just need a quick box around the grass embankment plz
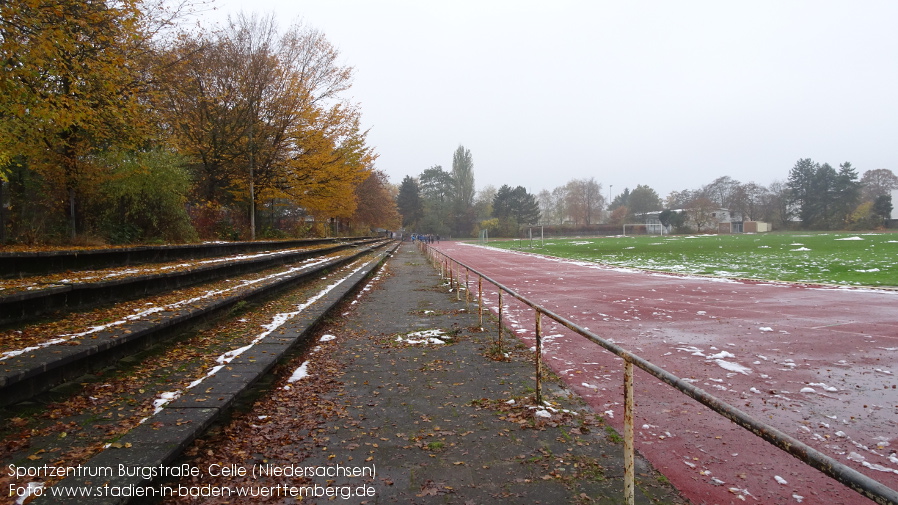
[488,231,898,287]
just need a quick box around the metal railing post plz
[497,289,503,351]
[535,310,543,404]
[465,268,470,308]
[478,276,483,327]
[624,359,635,505]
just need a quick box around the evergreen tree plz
[833,162,861,226]
[872,194,893,226]
[492,185,541,231]
[396,176,422,229]
[629,185,662,220]
[787,158,820,227]
[788,158,860,229]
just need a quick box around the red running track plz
[430,241,898,505]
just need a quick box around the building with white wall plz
[892,189,898,220]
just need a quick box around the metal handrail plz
[423,243,898,505]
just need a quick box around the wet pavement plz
[161,242,686,505]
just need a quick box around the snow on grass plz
[469,233,898,287]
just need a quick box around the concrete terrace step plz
[0,239,382,326]
[0,237,379,278]
[33,243,398,505]
[0,242,394,406]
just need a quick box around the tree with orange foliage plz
[158,14,375,238]
[353,170,400,233]
[0,0,156,239]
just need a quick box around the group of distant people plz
[410,233,439,244]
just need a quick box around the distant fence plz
[421,242,898,505]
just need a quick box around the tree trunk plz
[0,180,7,244]
[69,186,77,240]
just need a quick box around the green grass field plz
[485,232,898,287]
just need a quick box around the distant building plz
[645,209,769,234]
[892,189,898,220]
[645,208,742,234]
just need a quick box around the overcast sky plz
[206,0,898,200]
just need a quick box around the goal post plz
[526,226,544,247]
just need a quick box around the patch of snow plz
[836,236,864,241]
[319,334,337,342]
[152,391,181,414]
[848,452,898,474]
[676,345,706,357]
[774,475,788,485]
[714,360,752,375]
[15,482,44,505]
[398,329,448,345]
[287,361,310,383]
